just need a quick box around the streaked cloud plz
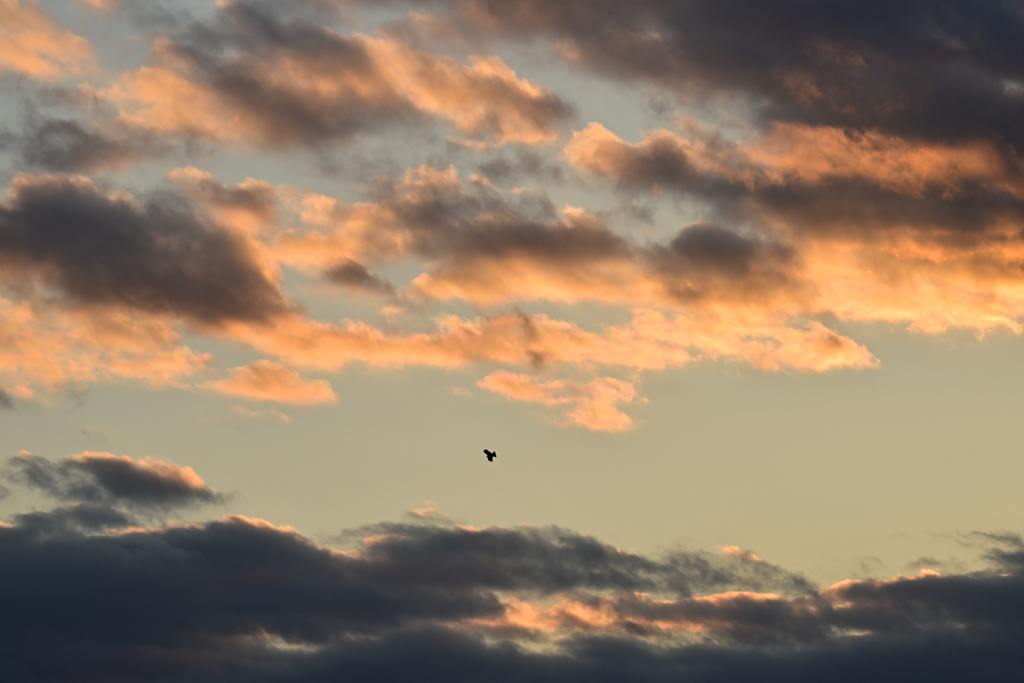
[0,0,93,80]
[102,1,574,150]
[0,298,209,395]
[207,360,337,405]
[478,370,640,431]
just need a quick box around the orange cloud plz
[207,360,336,405]
[719,545,763,562]
[105,28,570,148]
[75,0,118,14]
[470,590,806,638]
[564,121,1024,337]
[364,37,574,146]
[0,298,210,396]
[104,60,247,143]
[564,120,1022,198]
[802,234,1024,334]
[477,370,640,431]
[0,0,93,79]
[219,307,874,387]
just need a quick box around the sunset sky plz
[3,1,1024,680]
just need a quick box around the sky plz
[3,0,1024,680]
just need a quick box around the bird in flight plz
[484,449,497,462]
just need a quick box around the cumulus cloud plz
[207,360,337,405]
[1,460,1023,681]
[102,0,574,149]
[0,173,289,325]
[5,450,225,510]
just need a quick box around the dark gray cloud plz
[16,116,167,173]
[182,627,1024,683]
[5,452,225,510]
[1,494,1023,682]
[10,503,135,537]
[0,386,12,409]
[392,0,1024,152]
[323,260,395,295]
[649,223,797,303]
[361,169,627,264]
[475,149,566,185]
[0,174,289,325]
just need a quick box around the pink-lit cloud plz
[477,370,640,431]
[0,298,209,398]
[0,0,93,79]
[207,360,337,405]
[102,3,573,149]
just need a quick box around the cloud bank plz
[1,454,1023,682]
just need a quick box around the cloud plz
[103,1,574,149]
[0,298,210,394]
[0,386,12,409]
[0,173,289,325]
[207,360,337,405]
[15,115,169,172]
[477,370,641,431]
[274,164,802,311]
[565,121,1024,334]
[5,450,225,510]
[0,0,93,80]
[75,0,118,14]
[406,0,1024,152]
[324,259,395,295]
[226,307,874,379]
[2,465,1024,681]
[232,405,293,423]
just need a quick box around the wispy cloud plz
[207,360,337,405]
[0,0,94,80]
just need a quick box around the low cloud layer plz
[1,454,1023,681]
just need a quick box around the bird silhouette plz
[484,449,497,462]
